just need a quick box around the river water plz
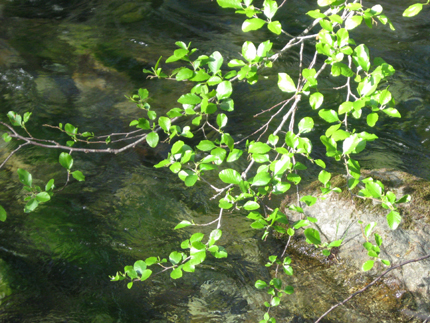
[0,0,429,322]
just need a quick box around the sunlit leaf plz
[362,260,374,271]
[219,169,242,184]
[403,3,423,17]
[59,152,73,170]
[242,18,266,32]
[17,168,32,187]
[278,73,296,93]
[174,220,194,230]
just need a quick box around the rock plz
[279,169,430,321]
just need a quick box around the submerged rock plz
[278,169,430,322]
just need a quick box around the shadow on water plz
[0,0,430,321]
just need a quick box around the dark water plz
[0,0,429,322]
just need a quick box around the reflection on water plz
[0,0,430,321]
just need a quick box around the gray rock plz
[280,169,430,320]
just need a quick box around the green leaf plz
[36,192,51,203]
[176,68,194,81]
[220,98,234,112]
[146,132,159,148]
[283,265,293,275]
[127,282,133,289]
[255,280,267,289]
[170,162,181,173]
[338,102,353,115]
[332,130,350,141]
[362,260,374,271]
[252,172,271,186]
[332,63,354,78]
[353,44,371,72]
[318,0,336,7]
[0,205,6,222]
[208,229,222,247]
[273,182,291,194]
[374,233,383,247]
[7,111,22,126]
[318,109,340,123]
[287,173,301,185]
[23,112,32,124]
[320,19,333,32]
[263,0,278,19]
[178,93,201,105]
[216,0,242,9]
[345,15,363,30]
[59,152,73,170]
[170,267,183,279]
[249,142,271,154]
[211,147,227,165]
[293,219,309,229]
[24,198,39,213]
[2,132,12,142]
[278,73,296,93]
[284,285,294,295]
[307,9,327,19]
[244,201,260,211]
[310,92,324,109]
[318,170,331,185]
[242,18,266,32]
[403,3,423,17]
[169,251,183,265]
[216,81,233,100]
[158,117,171,132]
[140,269,152,281]
[174,220,194,230]
[396,194,411,204]
[364,222,377,238]
[227,149,243,162]
[138,88,149,100]
[298,117,314,134]
[315,159,326,169]
[197,140,216,152]
[366,181,382,198]
[343,134,363,155]
[210,245,228,258]
[383,108,401,118]
[271,296,280,307]
[242,41,257,62]
[216,113,228,129]
[304,228,321,245]
[133,260,147,275]
[367,113,378,127]
[185,174,198,187]
[387,210,401,230]
[166,48,188,63]
[268,21,282,35]
[300,195,317,207]
[381,259,391,266]
[17,168,32,187]
[219,169,242,185]
[71,170,85,181]
[228,59,246,67]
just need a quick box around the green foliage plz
[1,0,425,321]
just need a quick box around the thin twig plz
[0,142,30,169]
[314,253,430,323]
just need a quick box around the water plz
[0,0,429,322]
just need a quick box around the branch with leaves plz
[0,0,427,322]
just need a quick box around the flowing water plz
[0,0,429,322]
